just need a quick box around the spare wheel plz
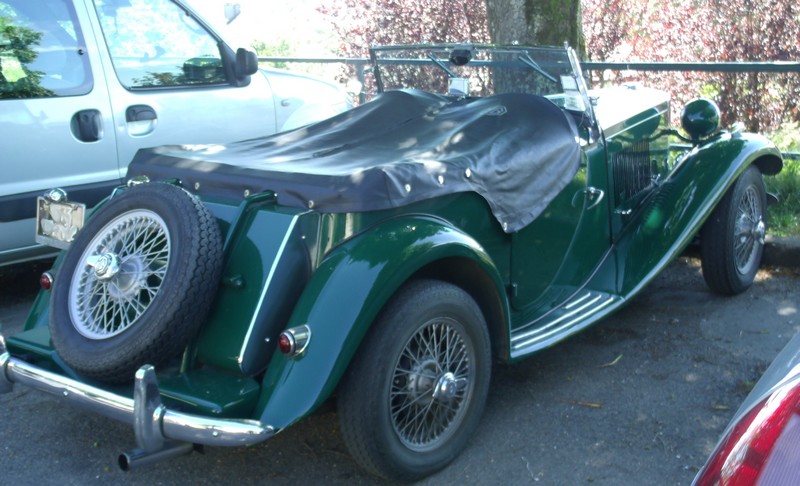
[49,183,223,384]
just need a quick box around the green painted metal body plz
[604,131,782,297]
[252,215,508,428]
[5,86,782,433]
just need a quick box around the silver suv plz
[0,0,348,265]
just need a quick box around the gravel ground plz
[1,257,798,485]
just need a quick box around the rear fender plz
[252,216,507,429]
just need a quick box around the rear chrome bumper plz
[0,334,274,466]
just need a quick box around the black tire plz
[701,165,767,295]
[337,279,492,481]
[50,183,223,384]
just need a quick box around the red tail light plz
[40,271,54,291]
[695,379,800,485]
[277,325,311,358]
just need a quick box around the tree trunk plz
[485,0,585,57]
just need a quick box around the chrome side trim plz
[0,348,274,448]
[563,291,594,310]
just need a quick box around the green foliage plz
[582,0,800,133]
[766,159,800,237]
[697,83,720,101]
[250,39,340,82]
[770,121,800,152]
[251,40,293,70]
[765,121,800,236]
[0,16,53,98]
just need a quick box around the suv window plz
[0,0,92,99]
[94,0,227,89]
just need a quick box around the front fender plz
[253,215,506,429]
[613,131,782,296]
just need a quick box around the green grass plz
[766,158,800,237]
[766,122,800,237]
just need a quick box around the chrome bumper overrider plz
[0,335,274,467]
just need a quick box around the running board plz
[510,290,621,360]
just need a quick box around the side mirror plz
[235,48,258,80]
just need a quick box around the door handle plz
[125,104,157,136]
[71,109,103,142]
[584,187,605,210]
[126,105,156,122]
[572,187,605,210]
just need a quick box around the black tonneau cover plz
[128,89,580,232]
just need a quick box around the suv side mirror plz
[235,48,258,80]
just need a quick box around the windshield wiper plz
[517,53,559,84]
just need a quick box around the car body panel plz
[608,131,781,298]
[195,202,310,375]
[253,215,507,429]
[509,140,611,315]
[0,0,120,263]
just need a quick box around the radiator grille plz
[612,140,653,203]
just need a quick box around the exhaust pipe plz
[119,441,198,471]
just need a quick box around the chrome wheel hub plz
[754,219,766,245]
[432,372,467,402]
[86,252,121,280]
[390,319,474,451]
[405,358,441,404]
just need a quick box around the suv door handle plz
[71,109,103,142]
[125,105,157,136]
[126,105,157,122]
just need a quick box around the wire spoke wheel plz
[70,210,170,339]
[50,183,223,384]
[701,166,766,295]
[337,279,491,481]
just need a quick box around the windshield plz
[368,44,591,117]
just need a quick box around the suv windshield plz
[368,44,591,117]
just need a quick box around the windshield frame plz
[367,43,595,124]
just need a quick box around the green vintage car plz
[0,44,784,481]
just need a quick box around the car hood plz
[129,89,581,232]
